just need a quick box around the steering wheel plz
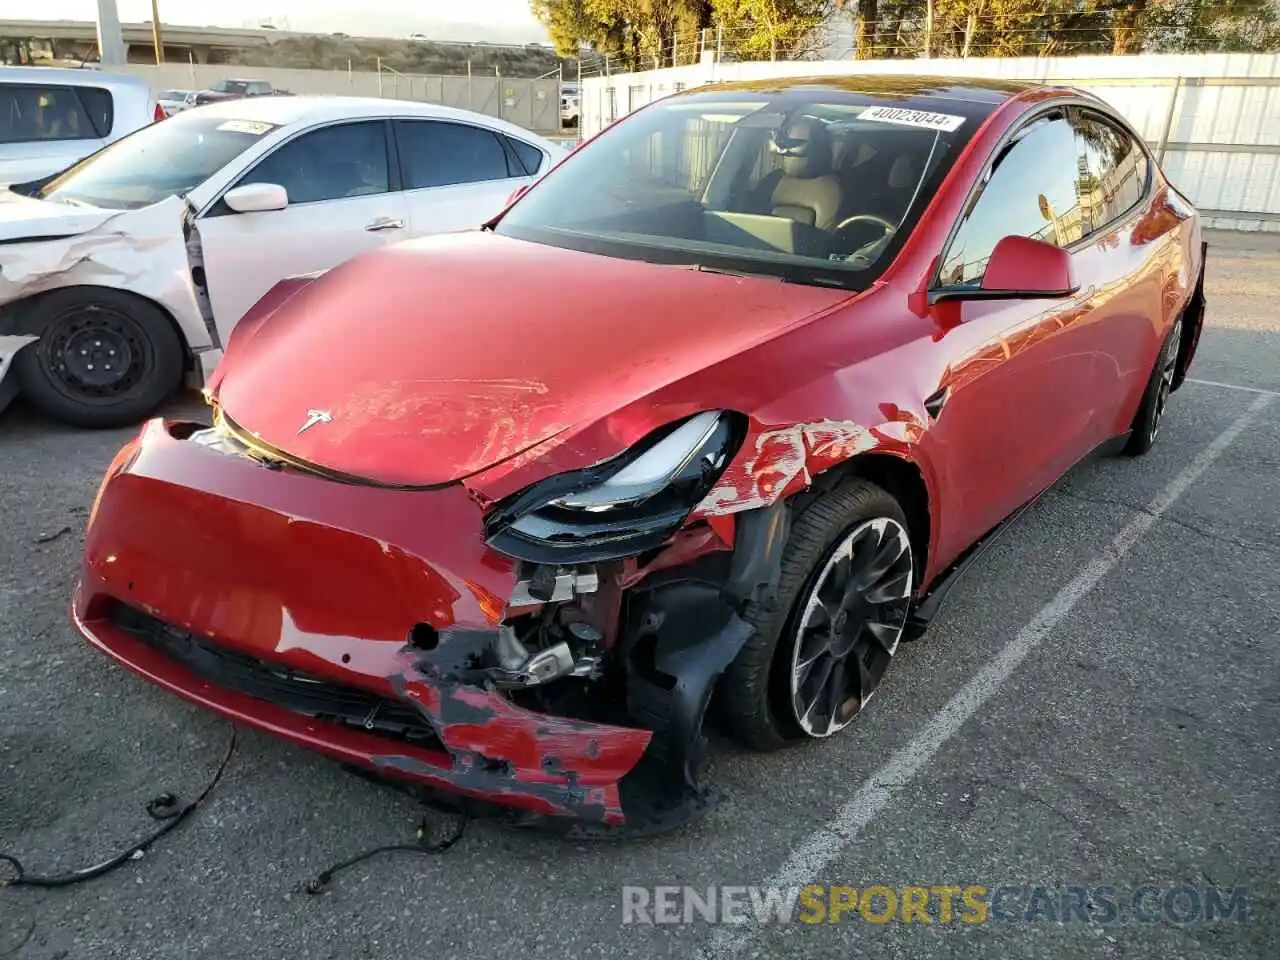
[830,213,896,248]
[824,213,896,264]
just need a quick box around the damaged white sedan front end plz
[0,192,213,425]
[0,95,565,428]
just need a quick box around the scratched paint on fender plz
[695,420,880,516]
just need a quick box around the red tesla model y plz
[73,76,1206,833]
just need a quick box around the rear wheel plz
[719,479,914,751]
[1122,316,1183,456]
[14,288,184,429]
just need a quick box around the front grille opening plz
[107,602,442,748]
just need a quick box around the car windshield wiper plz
[689,263,765,279]
[686,262,862,291]
[780,272,861,290]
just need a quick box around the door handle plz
[365,216,405,232]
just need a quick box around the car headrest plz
[888,152,921,190]
[772,118,833,180]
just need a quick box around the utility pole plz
[95,0,126,65]
[151,0,165,63]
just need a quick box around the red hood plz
[214,232,850,486]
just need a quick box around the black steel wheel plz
[14,288,184,428]
[719,478,915,750]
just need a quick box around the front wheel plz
[14,288,185,429]
[718,479,915,751]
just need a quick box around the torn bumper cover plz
[74,419,783,834]
[72,419,658,826]
[0,335,36,415]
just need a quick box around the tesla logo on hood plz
[297,409,333,435]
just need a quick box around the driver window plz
[237,121,390,204]
[939,115,1088,286]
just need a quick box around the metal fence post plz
[376,56,383,96]
[1156,76,1183,166]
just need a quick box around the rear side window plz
[0,84,103,144]
[1072,110,1149,233]
[75,86,114,138]
[395,120,513,188]
[506,136,546,176]
[939,115,1089,287]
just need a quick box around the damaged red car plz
[73,76,1206,834]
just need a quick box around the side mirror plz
[930,235,1078,304]
[224,182,288,213]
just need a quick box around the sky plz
[11,1,552,44]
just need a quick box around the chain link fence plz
[576,11,1280,79]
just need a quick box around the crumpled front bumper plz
[72,419,652,825]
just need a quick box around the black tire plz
[13,288,185,429]
[1122,316,1183,457]
[718,479,914,751]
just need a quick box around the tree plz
[712,0,831,59]
[537,0,1278,68]
[1109,0,1149,54]
[534,0,714,69]
[532,0,631,63]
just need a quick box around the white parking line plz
[1187,377,1280,398]
[700,391,1274,958]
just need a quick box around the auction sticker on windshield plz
[859,106,966,132]
[216,120,276,135]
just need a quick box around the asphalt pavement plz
[0,231,1276,959]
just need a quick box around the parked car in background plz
[191,78,291,106]
[560,88,579,127]
[0,96,567,427]
[67,77,1206,831]
[156,89,194,116]
[0,66,159,184]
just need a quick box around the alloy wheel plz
[1149,319,1182,444]
[788,517,914,737]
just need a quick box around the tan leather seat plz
[768,118,843,232]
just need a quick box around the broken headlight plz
[485,410,742,563]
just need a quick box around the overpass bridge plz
[0,18,281,64]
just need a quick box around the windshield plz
[496,89,982,288]
[38,113,278,209]
[212,80,250,94]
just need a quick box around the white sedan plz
[0,96,566,427]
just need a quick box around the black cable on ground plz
[302,812,467,895]
[0,727,237,890]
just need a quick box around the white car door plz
[392,119,538,236]
[194,119,409,342]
